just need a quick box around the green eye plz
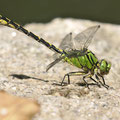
[100,60,107,71]
[107,63,111,72]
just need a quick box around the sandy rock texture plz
[0,18,120,120]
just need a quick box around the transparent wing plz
[46,56,65,72]
[47,33,73,71]
[53,32,74,59]
[74,25,100,50]
[59,32,74,51]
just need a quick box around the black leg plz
[83,76,90,89]
[90,77,101,88]
[95,74,109,89]
[61,71,87,86]
[68,75,70,84]
[101,76,109,89]
[61,74,68,86]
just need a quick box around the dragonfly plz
[0,15,111,89]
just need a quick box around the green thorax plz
[64,49,98,71]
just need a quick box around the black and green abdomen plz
[65,50,98,70]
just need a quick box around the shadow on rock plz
[9,74,49,82]
[76,82,101,88]
[52,81,99,87]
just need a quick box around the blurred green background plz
[0,0,119,25]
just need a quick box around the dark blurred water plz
[0,0,120,25]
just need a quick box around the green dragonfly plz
[0,15,111,89]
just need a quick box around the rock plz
[0,18,120,120]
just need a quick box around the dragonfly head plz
[98,59,111,75]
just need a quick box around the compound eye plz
[100,60,107,72]
[107,63,111,72]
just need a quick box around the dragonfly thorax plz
[64,49,98,71]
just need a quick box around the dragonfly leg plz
[95,74,109,89]
[83,76,90,89]
[101,76,109,88]
[61,74,70,85]
[90,77,101,88]
[61,71,87,86]
[83,74,95,89]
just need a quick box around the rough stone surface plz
[0,18,120,120]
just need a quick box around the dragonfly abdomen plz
[0,15,63,54]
